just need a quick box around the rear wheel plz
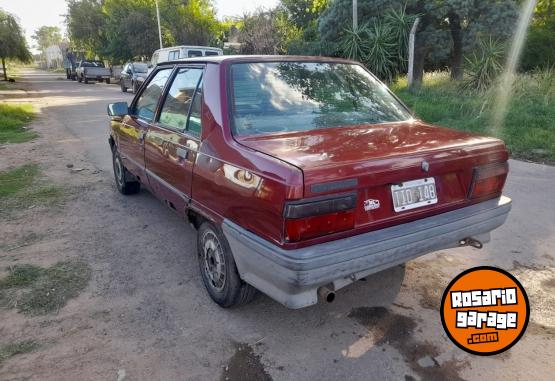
[77,75,82,83]
[66,70,70,79]
[197,222,257,308]
[84,76,88,84]
[112,149,140,195]
[106,78,111,85]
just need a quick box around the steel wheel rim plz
[201,230,226,291]
[114,154,124,187]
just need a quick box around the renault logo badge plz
[421,161,430,172]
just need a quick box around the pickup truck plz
[107,56,511,309]
[76,60,112,84]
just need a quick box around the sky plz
[0,0,279,52]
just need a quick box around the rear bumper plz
[223,196,512,309]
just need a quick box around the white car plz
[150,45,223,67]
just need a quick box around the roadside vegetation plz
[0,340,41,366]
[0,260,91,315]
[0,103,37,144]
[0,164,63,212]
[393,69,555,163]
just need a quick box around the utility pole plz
[155,0,163,49]
[407,17,420,89]
[352,0,358,30]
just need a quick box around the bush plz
[462,38,505,91]
[520,25,555,72]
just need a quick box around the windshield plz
[230,62,412,136]
[133,63,148,73]
[82,61,104,67]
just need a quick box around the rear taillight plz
[468,162,508,199]
[284,194,356,242]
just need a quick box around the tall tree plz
[32,26,63,56]
[102,0,160,62]
[66,0,107,56]
[159,0,219,46]
[0,8,32,81]
[318,0,519,83]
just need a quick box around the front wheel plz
[112,149,140,195]
[197,222,257,308]
[77,75,82,83]
[132,80,139,94]
[120,79,127,92]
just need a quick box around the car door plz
[144,65,204,214]
[117,67,173,181]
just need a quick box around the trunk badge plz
[364,199,380,211]
[421,161,430,172]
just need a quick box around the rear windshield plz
[82,61,104,67]
[133,63,148,73]
[205,50,220,56]
[230,62,411,136]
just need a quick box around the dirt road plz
[1,69,554,380]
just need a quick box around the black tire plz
[78,75,82,83]
[84,76,88,84]
[66,70,70,79]
[120,79,127,92]
[197,222,257,308]
[132,80,139,94]
[106,78,111,85]
[98,78,104,83]
[112,149,140,195]
[71,74,76,81]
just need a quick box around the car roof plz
[154,45,223,52]
[157,55,359,67]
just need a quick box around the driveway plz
[0,69,553,381]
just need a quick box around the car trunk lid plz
[236,121,509,241]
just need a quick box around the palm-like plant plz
[462,38,506,91]
[365,20,397,82]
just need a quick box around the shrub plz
[462,38,505,91]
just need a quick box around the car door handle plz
[176,147,189,160]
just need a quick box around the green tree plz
[159,0,219,46]
[32,26,62,56]
[66,0,108,57]
[0,8,32,81]
[280,0,329,29]
[102,0,160,62]
[318,0,519,83]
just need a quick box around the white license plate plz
[391,177,438,212]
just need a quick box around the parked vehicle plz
[120,62,149,93]
[150,45,223,67]
[75,60,112,84]
[107,56,511,309]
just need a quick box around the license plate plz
[391,178,438,212]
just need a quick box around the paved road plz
[8,69,555,380]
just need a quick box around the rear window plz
[205,50,220,56]
[230,62,411,136]
[82,61,104,67]
[133,63,148,73]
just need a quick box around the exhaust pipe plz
[318,286,336,303]
[458,237,483,249]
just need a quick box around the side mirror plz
[107,102,129,117]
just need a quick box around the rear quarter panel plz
[191,63,303,245]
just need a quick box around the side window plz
[133,68,172,122]
[158,67,203,133]
[187,77,203,135]
[168,50,180,60]
[188,50,203,58]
